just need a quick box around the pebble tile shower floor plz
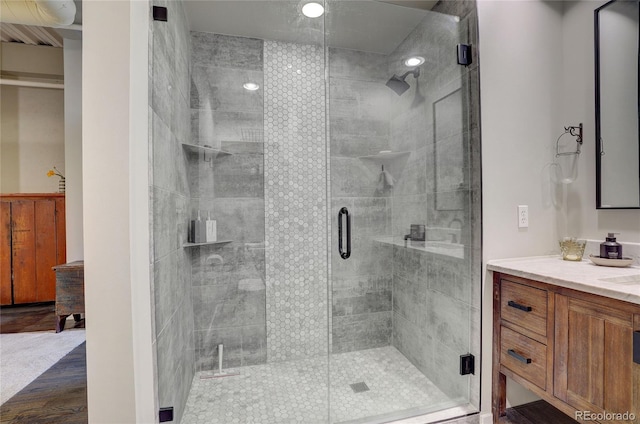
[182,346,457,423]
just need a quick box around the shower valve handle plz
[338,207,351,260]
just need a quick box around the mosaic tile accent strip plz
[181,346,458,424]
[263,40,328,362]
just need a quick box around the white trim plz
[389,404,479,424]
[0,78,63,89]
[54,23,82,31]
[479,412,493,424]
[128,1,155,422]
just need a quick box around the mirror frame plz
[594,0,640,209]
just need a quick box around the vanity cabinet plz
[493,272,640,424]
[554,293,636,422]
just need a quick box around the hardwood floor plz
[0,342,87,424]
[499,400,579,424]
[1,305,87,423]
[0,303,83,334]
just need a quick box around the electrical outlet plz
[518,205,529,228]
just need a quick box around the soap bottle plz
[206,211,217,243]
[600,233,622,259]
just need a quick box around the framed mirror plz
[595,0,640,209]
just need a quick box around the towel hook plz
[556,123,583,157]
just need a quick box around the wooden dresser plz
[492,271,640,424]
[1,194,66,305]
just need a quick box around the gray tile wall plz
[391,247,473,401]
[149,1,194,422]
[329,48,395,353]
[189,32,267,371]
[386,2,481,408]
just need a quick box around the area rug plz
[0,328,86,404]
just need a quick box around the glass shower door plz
[150,0,480,421]
[326,1,481,422]
[151,1,331,422]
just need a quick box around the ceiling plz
[185,0,438,55]
[0,0,436,53]
[0,23,63,47]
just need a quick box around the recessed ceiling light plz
[302,2,324,18]
[404,56,425,67]
[243,82,260,91]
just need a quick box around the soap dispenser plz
[600,233,622,259]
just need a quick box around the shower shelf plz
[183,240,233,248]
[358,151,410,162]
[181,143,232,157]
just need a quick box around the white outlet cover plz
[517,205,528,228]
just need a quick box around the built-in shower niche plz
[358,150,411,193]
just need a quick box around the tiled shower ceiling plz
[0,23,63,47]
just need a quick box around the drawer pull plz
[508,300,532,312]
[507,349,532,364]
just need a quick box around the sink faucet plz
[448,218,463,244]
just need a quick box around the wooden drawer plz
[500,326,547,390]
[501,279,547,337]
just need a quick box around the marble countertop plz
[487,255,640,305]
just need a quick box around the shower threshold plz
[182,346,473,424]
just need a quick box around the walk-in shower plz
[149,1,481,422]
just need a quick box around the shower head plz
[385,67,421,96]
[386,75,411,96]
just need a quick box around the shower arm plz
[398,67,421,80]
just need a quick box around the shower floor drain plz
[350,382,370,393]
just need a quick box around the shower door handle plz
[338,207,351,260]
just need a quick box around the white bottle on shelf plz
[206,211,217,242]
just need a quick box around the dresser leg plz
[56,315,69,333]
[492,276,506,423]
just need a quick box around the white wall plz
[0,84,65,193]
[478,0,640,419]
[83,0,154,422]
[64,38,84,261]
[561,1,640,242]
[478,0,565,416]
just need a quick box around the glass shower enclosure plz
[149,0,481,422]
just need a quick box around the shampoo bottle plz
[190,211,205,243]
[599,233,622,259]
[206,211,217,243]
